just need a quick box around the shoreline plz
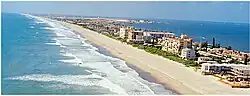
[56,20,250,95]
[60,21,199,94]
[74,29,180,94]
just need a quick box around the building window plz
[205,66,208,70]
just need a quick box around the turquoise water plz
[1,13,175,95]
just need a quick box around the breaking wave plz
[9,14,175,95]
[7,74,128,95]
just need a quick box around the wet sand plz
[57,20,250,95]
[78,33,180,94]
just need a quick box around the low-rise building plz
[231,65,250,76]
[201,63,233,75]
[204,61,218,64]
[207,48,250,61]
[180,48,196,59]
[198,51,223,58]
[198,57,213,64]
[201,63,250,76]
[127,29,144,43]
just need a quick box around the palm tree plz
[200,41,208,51]
[212,37,215,48]
[226,46,232,50]
[244,54,249,65]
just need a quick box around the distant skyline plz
[2,1,250,23]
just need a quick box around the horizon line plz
[2,12,250,24]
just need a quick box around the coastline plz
[126,20,250,53]
[73,27,180,94]
[56,20,250,95]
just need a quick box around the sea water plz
[127,19,250,52]
[1,13,176,95]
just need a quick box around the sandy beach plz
[57,20,250,95]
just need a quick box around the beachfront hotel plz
[161,35,193,54]
[127,30,171,44]
[127,29,144,43]
[119,27,127,39]
[119,27,175,44]
[143,31,175,44]
[118,27,134,39]
[143,31,175,39]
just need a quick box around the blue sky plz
[2,1,249,23]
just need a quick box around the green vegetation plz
[225,46,232,50]
[215,43,221,48]
[229,59,241,64]
[216,59,222,64]
[89,29,199,69]
[200,42,208,51]
[137,45,145,49]
[200,42,208,48]
[102,33,114,38]
[125,44,198,67]
[81,25,88,29]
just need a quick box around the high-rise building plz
[161,35,193,54]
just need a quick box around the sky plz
[2,1,250,23]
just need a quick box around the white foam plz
[80,41,98,51]
[30,26,35,28]
[77,35,81,39]
[42,27,57,30]
[76,61,155,95]
[58,37,77,40]
[55,33,66,37]
[60,45,66,48]
[59,52,83,64]
[57,45,156,94]
[61,52,75,57]
[36,21,45,24]
[81,41,92,47]
[24,14,170,95]
[46,39,66,48]
[59,59,81,64]
[85,70,93,74]
[7,74,127,95]
[51,34,156,94]
[46,39,63,46]
[45,42,61,46]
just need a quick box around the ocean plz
[126,19,250,53]
[1,13,177,95]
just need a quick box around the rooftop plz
[202,63,250,68]
[145,31,175,35]
[232,65,250,71]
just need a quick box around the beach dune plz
[57,20,250,95]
